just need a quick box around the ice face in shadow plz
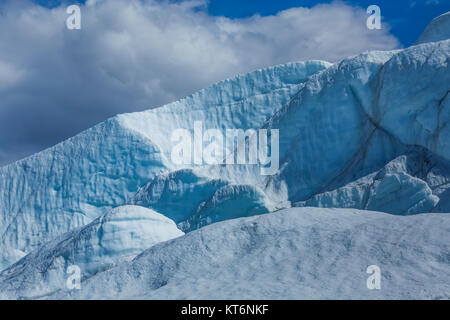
[294,150,450,214]
[130,169,272,231]
[47,208,450,300]
[0,205,183,299]
[127,36,450,232]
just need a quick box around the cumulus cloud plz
[0,0,399,165]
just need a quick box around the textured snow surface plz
[0,205,183,299]
[416,12,450,45]
[43,208,450,300]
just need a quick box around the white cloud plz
[0,0,399,165]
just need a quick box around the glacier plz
[127,36,450,231]
[0,60,330,269]
[130,169,272,231]
[0,12,449,300]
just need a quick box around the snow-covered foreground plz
[35,207,449,300]
[0,206,183,299]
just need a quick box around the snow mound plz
[0,205,183,299]
[416,12,450,44]
[49,207,450,300]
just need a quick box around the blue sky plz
[34,0,450,46]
